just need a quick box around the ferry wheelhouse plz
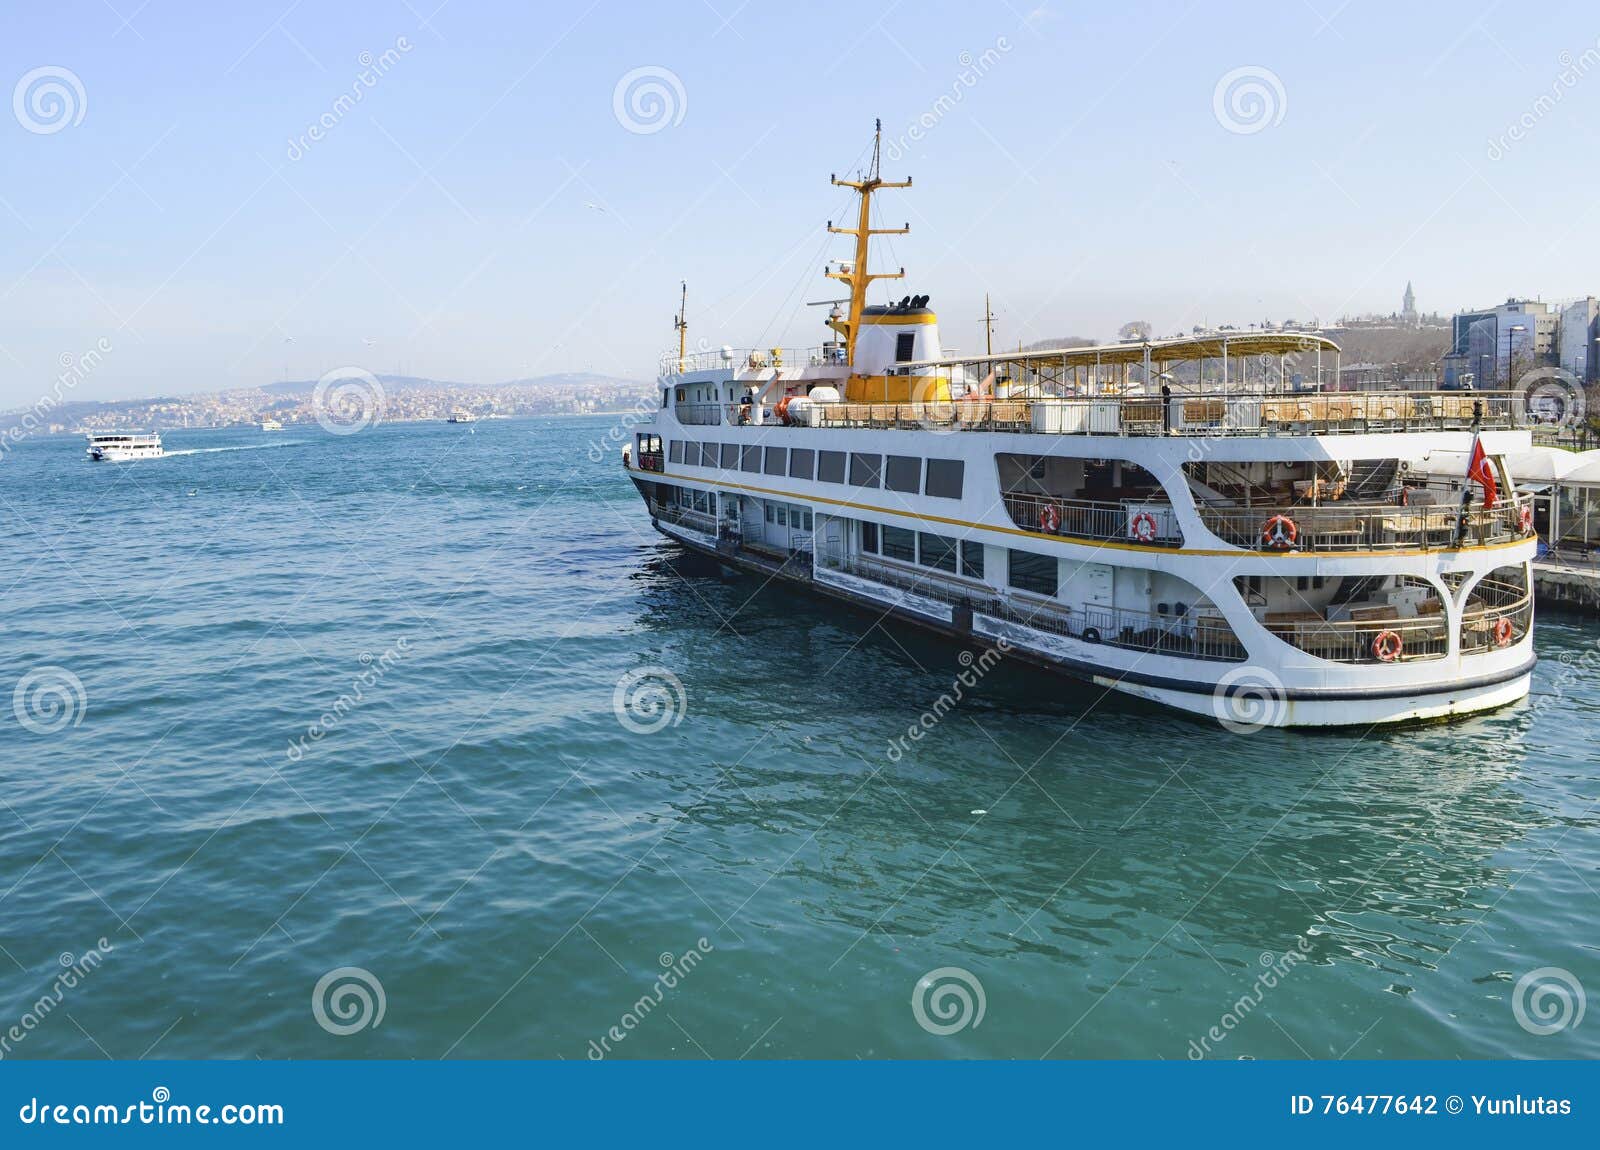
[86,432,163,461]
[622,126,1537,728]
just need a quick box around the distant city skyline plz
[5,1,1600,408]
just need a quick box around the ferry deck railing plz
[1460,577,1534,653]
[1001,492,1183,547]
[822,554,1246,662]
[1196,490,1535,552]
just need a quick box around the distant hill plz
[256,371,644,397]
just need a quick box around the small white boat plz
[86,432,163,461]
[447,410,477,424]
[260,418,284,431]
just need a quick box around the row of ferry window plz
[854,518,1060,598]
[666,440,965,499]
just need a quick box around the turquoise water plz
[0,416,1596,1060]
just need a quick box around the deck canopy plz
[890,331,1344,395]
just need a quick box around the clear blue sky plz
[3,0,1599,405]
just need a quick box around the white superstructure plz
[623,125,1538,728]
[86,432,163,461]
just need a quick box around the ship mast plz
[673,281,687,372]
[981,293,997,356]
[826,120,910,367]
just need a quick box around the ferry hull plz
[646,513,1535,731]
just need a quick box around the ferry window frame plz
[777,505,788,527]
[661,389,669,409]
[925,458,964,499]
[884,455,921,494]
[684,441,700,466]
[789,448,815,480]
[881,525,916,562]
[918,532,958,573]
[668,440,684,464]
[895,332,916,362]
[765,503,776,524]
[675,388,686,403]
[1008,549,1058,598]
[861,521,879,553]
[849,452,883,488]
[818,450,847,484]
[740,446,761,473]
[720,443,740,469]
[960,540,984,579]
[764,446,787,476]
[700,442,719,468]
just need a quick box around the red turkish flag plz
[1468,434,1498,509]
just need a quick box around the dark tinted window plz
[961,541,984,579]
[882,525,916,562]
[699,442,718,468]
[918,532,958,572]
[861,521,879,553]
[721,443,740,468]
[764,446,787,475]
[1008,550,1058,597]
[849,452,882,487]
[925,458,964,499]
[668,440,684,464]
[789,448,815,479]
[818,450,846,483]
[895,332,916,362]
[884,455,921,493]
[741,446,761,473]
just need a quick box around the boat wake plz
[163,441,308,457]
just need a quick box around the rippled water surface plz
[1,417,1596,1059]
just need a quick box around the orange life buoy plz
[1039,504,1062,534]
[1492,616,1514,647]
[1372,629,1403,663]
[1262,514,1298,550]
[1129,510,1158,543]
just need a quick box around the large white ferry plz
[622,125,1537,728]
[86,431,163,461]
